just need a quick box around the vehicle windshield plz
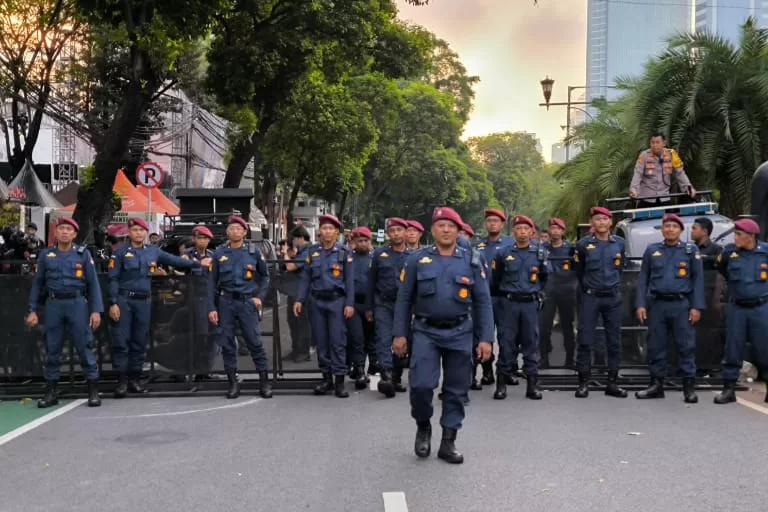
[625,216,734,258]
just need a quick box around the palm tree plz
[550,17,768,226]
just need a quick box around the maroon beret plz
[406,220,424,233]
[318,214,342,230]
[56,217,79,231]
[227,216,248,230]
[432,207,462,227]
[462,223,475,237]
[353,226,372,239]
[128,217,149,231]
[387,217,408,230]
[734,218,760,235]
[192,225,214,238]
[590,206,612,218]
[513,215,535,228]
[484,208,506,222]
[661,213,684,229]
[549,218,566,230]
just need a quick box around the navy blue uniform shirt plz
[297,243,355,307]
[717,242,768,301]
[636,241,705,309]
[29,245,104,314]
[491,243,549,294]
[207,243,270,311]
[574,235,626,291]
[367,245,410,310]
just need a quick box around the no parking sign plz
[135,162,165,189]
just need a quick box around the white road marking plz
[369,375,380,391]
[0,399,86,447]
[382,492,409,512]
[736,396,768,416]
[90,398,262,419]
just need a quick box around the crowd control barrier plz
[0,258,744,398]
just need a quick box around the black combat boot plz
[493,372,507,400]
[334,375,349,398]
[575,371,590,398]
[367,361,381,376]
[127,374,146,394]
[470,362,482,390]
[414,421,432,458]
[526,375,543,400]
[353,365,369,390]
[682,377,698,403]
[506,373,520,386]
[480,356,495,385]
[714,380,737,404]
[392,364,407,393]
[314,372,333,395]
[226,371,240,399]
[377,369,396,398]
[604,371,628,398]
[37,381,59,408]
[258,371,273,399]
[437,428,464,464]
[114,373,128,399]
[87,380,101,407]
[539,352,550,370]
[635,377,665,399]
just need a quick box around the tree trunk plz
[222,111,275,189]
[337,190,348,222]
[285,169,309,233]
[72,86,153,243]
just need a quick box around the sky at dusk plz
[396,0,588,161]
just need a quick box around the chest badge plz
[219,255,229,262]
[400,268,405,282]
[312,252,320,257]
[458,288,469,299]
[586,244,596,250]
[563,261,570,270]
[75,262,83,278]
[418,257,432,264]
[651,251,662,257]
[505,255,515,261]
[46,252,56,258]
[332,263,341,277]
[730,252,739,259]
[614,253,622,267]
[245,264,254,280]
[124,252,134,258]
[380,252,389,258]
[108,258,116,269]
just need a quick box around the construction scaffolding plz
[52,35,78,189]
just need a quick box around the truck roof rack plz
[604,190,718,222]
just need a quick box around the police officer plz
[539,218,577,369]
[573,206,628,398]
[27,218,103,408]
[182,226,216,379]
[491,215,548,400]
[714,218,768,404]
[207,216,272,399]
[630,133,696,203]
[474,209,514,388]
[294,215,355,398]
[406,221,424,250]
[393,207,493,464]
[282,225,313,362]
[108,218,203,398]
[347,227,373,389]
[367,217,411,397]
[635,214,704,403]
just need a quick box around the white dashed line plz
[0,399,87,447]
[382,492,409,512]
[89,398,262,419]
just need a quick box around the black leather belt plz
[121,290,150,299]
[48,290,82,299]
[506,293,538,302]
[733,297,768,308]
[311,290,345,301]
[219,290,253,300]
[651,293,686,301]
[583,288,617,297]
[416,315,468,329]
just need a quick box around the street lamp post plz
[539,78,619,162]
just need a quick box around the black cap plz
[27,222,38,230]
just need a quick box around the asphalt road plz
[1,381,767,512]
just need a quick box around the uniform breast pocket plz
[45,260,63,279]
[416,270,437,297]
[728,260,743,282]
[219,262,235,283]
[650,259,665,278]
[674,260,688,279]
[454,275,473,303]
[585,254,602,271]
[310,261,323,280]
[123,257,140,272]
[503,259,520,282]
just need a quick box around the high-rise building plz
[551,143,567,164]
[586,0,691,103]
[695,1,768,43]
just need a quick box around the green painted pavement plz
[0,399,73,437]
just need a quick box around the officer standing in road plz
[108,218,203,398]
[573,206,628,399]
[406,221,424,250]
[27,218,103,408]
[539,218,577,369]
[473,209,513,388]
[181,225,216,379]
[207,216,272,399]
[282,225,313,363]
[347,227,373,389]
[635,214,704,403]
[293,215,355,398]
[714,218,768,404]
[367,217,411,397]
[393,207,494,464]
[491,215,548,400]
